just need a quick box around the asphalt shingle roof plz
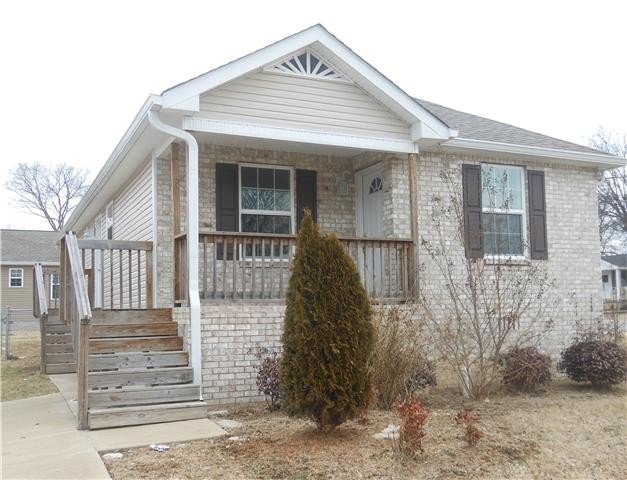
[0,229,61,264]
[602,254,627,268]
[415,98,603,154]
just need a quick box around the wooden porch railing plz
[76,239,153,310]
[60,232,92,429]
[174,231,414,302]
[33,263,48,374]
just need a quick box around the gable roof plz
[415,99,601,154]
[0,229,61,265]
[602,254,627,269]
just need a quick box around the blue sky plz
[1,0,625,229]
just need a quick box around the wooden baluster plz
[269,238,274,299]
[260,238,266,299]
[242,236,247,299]
[203,236,208,299]
[232,236,237,299]
[395,242,400,298]
[386,242,391,298]
[137,250,142,309]
[145,247,153,309]
[118,249,123,309]
[222,235,227,299]
[212,237,217,299]
[379,241,384,299]
[109,249,113,309]
[278,238,284,297]
[251,238,256,299]
[77,318,89,429]
[88,249,95,307]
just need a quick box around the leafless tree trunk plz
[590,128,627,254]
[419,168,558,399]
[5,162,89,231]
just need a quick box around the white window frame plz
[238,163,296,235]
[105,202,114,240]
[8,268,24,288]
[50,273,60,299]
[481,164,528,260]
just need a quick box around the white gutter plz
[147,108,203,395]
[442,137,625,168]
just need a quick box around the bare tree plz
[5,162,89,231]
[590,128,627,254]
[419,168,558,399]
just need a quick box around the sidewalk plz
[2,377,226,479]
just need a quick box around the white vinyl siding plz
[198,72,410,141]
[84,160,153,309]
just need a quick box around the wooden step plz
[47,352,75,364]
[45,324,71,334]
[88,367,193,388]
[46,343,74,353]
[88,384,200,408]
[45,333,72,344]
[88,401,208,429]
[89,323,178,339]
[89,336,183,354]
[47,363,76,374]
[89,351,189,371]
[91,309,172,325]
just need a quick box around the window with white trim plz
[239,165,294,258]
[106,203,114,240]
[9,268,23,288]
[481,164,526,257]
[50,273,60,299]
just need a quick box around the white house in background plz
[601,254,627,303]
[51,24,624,430]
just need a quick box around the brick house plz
[54,24,623,429]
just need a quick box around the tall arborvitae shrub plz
[281,210,374,431]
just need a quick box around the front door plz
[356,163,384,295]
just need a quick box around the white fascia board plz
[184,116,419,154]
[65,95,158,232]
[161,24,452,141]
[442,137,626,169]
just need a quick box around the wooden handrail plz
[33,263,48,318]
[63,232,92,429]
[175,231,414,302]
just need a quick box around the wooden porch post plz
[171,143,181,235]
[408,153,420,299]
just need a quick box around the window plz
[106,203,114,240]
[50,273,60,299]
[239,165,294,258]
[481,164,526,257]
[9,268,23,288]
[369,176,383,194]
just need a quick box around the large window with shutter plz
[462,163,547,260]
[481,164,526,257]
[239,165,294,234]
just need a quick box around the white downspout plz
[147,109,202,395]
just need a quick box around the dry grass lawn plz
[104,379,626,480]
[0,331,57,402]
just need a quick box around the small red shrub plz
[454,407,484,446]
[394,398,429,455]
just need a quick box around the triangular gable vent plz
[264,49,351,83]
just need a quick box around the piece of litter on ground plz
[228,436,246,442]
[150,444,170,452]
[373,424,400,440]
[208,409,229,417]
[102,453,123,460]
[382,424,399,434]
[217,419,244,429]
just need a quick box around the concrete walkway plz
[2,376,226,479]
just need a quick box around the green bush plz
[281,210,374,431]
[558,340,627,387]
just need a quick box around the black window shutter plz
[528,170,548,260]
[462,164,484,258]
[216,163,238,260]
[216,163,238,232]
[296,169,317,229]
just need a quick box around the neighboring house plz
[59,24,625,427]
[601,254,627,304]
[0,229,61,318]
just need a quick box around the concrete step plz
[88,400,208,429]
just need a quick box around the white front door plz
[356,163,384,295]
